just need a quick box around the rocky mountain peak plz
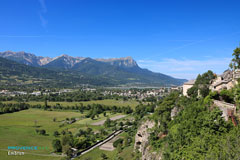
[0,51,139,68]
[95,56,138,68]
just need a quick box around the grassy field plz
[0,103,135,160]
[3,99,139,108]
[75,112,122,125]
[0,109,85,155]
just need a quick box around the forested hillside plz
[0,57,115,89]
[148,71,240,159]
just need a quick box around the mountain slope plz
[0,57,116,88]
[0,51,187,86]
[0,56,60,86]
[0,51,53,66]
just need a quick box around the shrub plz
[113,138,123,148]
[39,129,46,135]
[52,139,62,152]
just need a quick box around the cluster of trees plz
[35,129,47,135]
[142,96,158,102]
[205,89,235,104]
[229,47,240,69]
[52,131,75,158]
[0,91,107,102]
[31,103,133,118]
[134,103,156,119]
[0,102,29,114]
[85,104,133,120]
[187,70,216,98]
[52,127,109,159]
[151,91,183,135]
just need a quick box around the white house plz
[182,80,195,96]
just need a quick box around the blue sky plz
[0,0,240,79]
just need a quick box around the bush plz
[53,131,60,137]
[101,153,108,160]
[36,129,46,135]
[39,129,46,135]
[52,139,62,152]
[113,138,123,148]
[220,89,234,103]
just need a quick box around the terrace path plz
[91,115,126,125]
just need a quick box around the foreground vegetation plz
[149,69,240,159]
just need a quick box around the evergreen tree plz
[52,139,62,152]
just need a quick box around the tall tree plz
[230,47,240,69]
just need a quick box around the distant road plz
[91,115,126,126]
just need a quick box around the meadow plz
[0,107,130,160]
[0,109,84,154]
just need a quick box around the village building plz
[210,69,240,92]
[182,80,195,96]
[31,91,41,96]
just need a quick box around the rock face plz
[96,56,138,68]
[135,120,162,160]
[171,106,181,120]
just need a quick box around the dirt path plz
[91,115,126,126]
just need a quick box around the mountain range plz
[0,51,187,88]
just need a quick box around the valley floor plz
[0,108,132,160]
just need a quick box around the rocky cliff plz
[135,120,162,160]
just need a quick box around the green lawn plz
[3,99,139,108]
[0,109,84,155]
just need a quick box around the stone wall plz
[213,100,236,121]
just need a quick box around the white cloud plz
[39,14,47,28]
[38,0,47,28]
[138,58,231,80]
[39,0,47,13]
